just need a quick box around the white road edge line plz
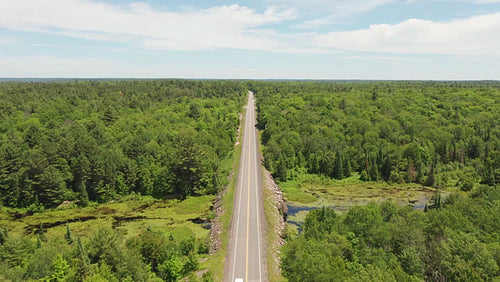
[252,95,263,281]
[231,99,248,281]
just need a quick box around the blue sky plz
[0,0,499,79]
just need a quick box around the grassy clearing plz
[279,180,316,204]
[282,172,453,230]
[282,172,445,208]
[0,194,215,244]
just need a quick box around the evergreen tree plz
[333,150,344,180]
[76,236,90,280]
[343,156,352,178]
[425,163,436,187]
[368,153,379,181]
[65,222,73,245]
[380,156,392,181]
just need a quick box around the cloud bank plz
[0,0,499,56]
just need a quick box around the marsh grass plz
[0,194,215,245]
[282,172,453,232]
[281,172,445,208]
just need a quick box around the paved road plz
[224,91,266,282]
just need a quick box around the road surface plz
[224,91,266,282]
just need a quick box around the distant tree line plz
[0,80,246,208]
[251,81,499,189]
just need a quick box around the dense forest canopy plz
[1,80,499,281]
[251,81,500,189]
[250,81,500,281]
[0,80,246,208]
[281,185,500,281]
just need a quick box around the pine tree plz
[425,164,436,187]
[79,182,89,207]
[76,236,90,280]
[381,156,392,181]
[333,150,344,180]
[65,222,73,245]
[368,153,379,181]
[37,234,42,248]
[343,156,352,178]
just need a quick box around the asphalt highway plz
[224,91,266,282]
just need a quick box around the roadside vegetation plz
[0,80,245,281]
[252,81,499,281]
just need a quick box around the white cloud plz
[314,12,500,55]
[268,0,398,28]
[0,0,498,57]
[0,0,296,51]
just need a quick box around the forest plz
[281,185,500,281]
[1,80,499,281]
[251,81,499,281]
[0,80,246,209]
[0,80,246,281]
[252,81,499,189]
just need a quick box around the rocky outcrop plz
[263,167,287,275]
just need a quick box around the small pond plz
[286,199,430,231]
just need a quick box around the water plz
[286,204,317,217]
[286,200,429,231]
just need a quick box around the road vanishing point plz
[224,91,266,282]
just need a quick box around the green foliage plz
[158,255,183,282]
[37,234,42,248]
[65,222,73,245]
[0,228,5,245]
[76,236,91,281]
[281,186,500,281]
[43,254,69,281]
[0,236,36,267]
[134,228,170,272]
[253,81,500,188]
[39,222,46,241]
[197,236,210,255]
[0,80,245,208]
